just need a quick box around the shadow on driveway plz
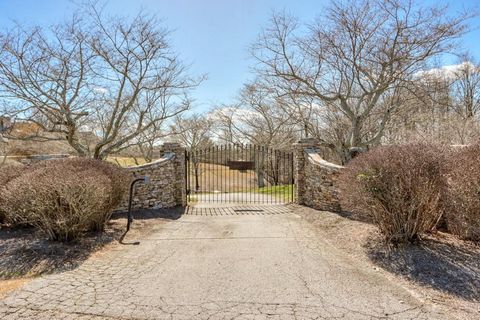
[111,206,186,222]
[0,226,120,280]
[0,206,186,280]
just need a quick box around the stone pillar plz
[163,142,187,207]
[293,138,320,205]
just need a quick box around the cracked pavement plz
[0,205,449,319]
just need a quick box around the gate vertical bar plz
[291,151,294,203]
[257,145,260,204]
[253,144,256,204]
[201,149,205,202]
[240,144,243,204]
[223,145,226,202]
[286,150,288,203]
[228,144,231,200]
[185,149,188,204]
[249,144,252,204]
[205,147,212,202]
[270,147,273,204]
[263,145,266,204]
[208,146,211,203]
[237,144,240,203]
[205,147,208,203]
[284,150,287,204]
[279,151,288,203]
[255,145,258,204]
[262,147,269,204]
[266,146,269,204]
[279,150,282,204]
[243,144,246,204]
[215,145,218,203]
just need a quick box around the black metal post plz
[126,176,149,232]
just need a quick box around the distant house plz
[0,116,12,133]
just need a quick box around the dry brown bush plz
[443,145,480,241]
[29,158,130,231]
[338,144,445,243]
[0,163,27,222]
[0,158,130,241]
[0,162,26,186]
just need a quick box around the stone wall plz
[294,138,344,212]
[116,143,185,211]
[115,138,343,212]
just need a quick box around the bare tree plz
[382,61,480,146]
[0,5,202,159]
[451,60,480,119]
[0,131,7,165]
[214,83,296,149]
[210,106,243,145]
[251,0,469,162]
[171,114,214,191]
[213,83,298,186]
[0,117,13,164]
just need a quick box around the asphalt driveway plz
[0,205,446,319]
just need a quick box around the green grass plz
[187,196,198,203]
[251,184,295,201]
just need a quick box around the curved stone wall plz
[302,149,343,212]
[116,143,186,211]
[294,139,344,212]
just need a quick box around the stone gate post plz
[163,142,187,207]
[293,138,320,205]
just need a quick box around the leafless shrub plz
[0,163,26,223]
[31,158,130,231]
[1,158,129,241]
[0,162,26,185]
[443,145,480,241]
[338,144,445,243]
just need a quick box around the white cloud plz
[416,62,477,80]
[93,86,109,94]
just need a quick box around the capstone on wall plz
[116,143,186,211]
[294,138,343,212]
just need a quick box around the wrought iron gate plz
[185,144,295,204]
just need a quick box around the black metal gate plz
[185,144,295,204]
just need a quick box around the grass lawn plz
[251,184,295,201]
[187,196,198,203]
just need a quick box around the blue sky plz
[0,0,479,112]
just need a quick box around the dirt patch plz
[189,162,258,193]
[291,204,480,319]
[0,279,28,299]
